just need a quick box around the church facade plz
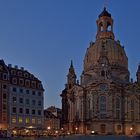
[61,8,140,135]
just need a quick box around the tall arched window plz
[100,96,106,119]
[116,98,121,119]
[130,99,135,120]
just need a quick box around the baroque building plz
[0,60,44,132]
[61,8,140,135]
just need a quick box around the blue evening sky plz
[0,0,140,108]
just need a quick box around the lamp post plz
[47,126,51,136]
[130,127,133,135]
[75,127,78,134]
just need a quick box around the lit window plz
[12,117,16,123]
[37,119,41,124]
[25,118,30,124]
[32,118,36,124]
[19,117,23,123]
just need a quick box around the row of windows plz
[12,107,42,115]
[11,70,34,79]
[12,78,41,89]
[12,87,42,96]
[12,117,42,124]
[12,97,42,106]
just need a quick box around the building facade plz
[44,109,60,131]
[61,8,140,135]
[0,60,44,132]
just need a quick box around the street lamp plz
[130,127,133,135]
[75,127,78,134]
[130,127,133,131]
[47,126,51,130]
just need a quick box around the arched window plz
[101,26,104,32]
[107,22,112,31]
[100,96,106,119]
[130,99,135,120]
[116,98,121,119]
[101,70,105,77]
[99,23,104,32]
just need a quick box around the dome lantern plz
[96,8,115,40]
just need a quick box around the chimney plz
[21,67,24,71]
[8,64,12,68]
[14,65,18,69]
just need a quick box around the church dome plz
[84,39,128,72]
[83,8,128,72]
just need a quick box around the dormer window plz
[18,71,22,76]
[3,73,7,80]
[12,78,17,84]
[24,73,29,78]
[11,70,16,75]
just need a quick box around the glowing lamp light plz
[130,127,133,130]
[55,130,58,134]
[91,130,95,134]
[13,130,17,134]
[75,127,78,130]
[25,129,29,133]
[47,126,51,130]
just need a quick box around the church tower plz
[67,60,77,89]
[96,7,114,40]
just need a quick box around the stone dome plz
[83,8,128,73]
[84,39,128,72]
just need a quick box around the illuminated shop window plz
[19,117,23,123]
[26,118,30,124]
[37,119,41,124]
[32,118,36,124]
[12,117,16,123]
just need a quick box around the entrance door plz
[100,124,106,133]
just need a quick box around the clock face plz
[100,84,108,92]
